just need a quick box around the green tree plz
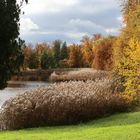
[60,42,68,60]
[0,0,27,89]
[52,40,61,67]
[28,51,39,69]
[41,51,54,69]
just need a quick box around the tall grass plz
[50,68,110,82]
[0,79,128,130]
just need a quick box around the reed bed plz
[50,68,110,82]
[0,79,128,130]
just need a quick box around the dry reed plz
[0,79,128,130]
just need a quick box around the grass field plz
[0,111,140,140]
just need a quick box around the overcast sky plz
[20,0,123,44]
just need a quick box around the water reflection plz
[0,81,48,107]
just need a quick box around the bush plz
[0,80,128,130]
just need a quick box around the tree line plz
[22,35,115,70]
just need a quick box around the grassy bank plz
[0,111,140,140]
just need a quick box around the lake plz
[0,81,48,108]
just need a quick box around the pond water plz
[0,81,48,108]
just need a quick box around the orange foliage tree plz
[81,36,95,67]
[81,34,102,67]
[68,44,84,68]
[92,36,116,70]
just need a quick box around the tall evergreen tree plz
[0,0,28,89]
[41,51,54,69]
[53,40,61,67]
[60,42,68,60]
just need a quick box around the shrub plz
[0,80,128,130]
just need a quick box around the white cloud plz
[20,18,39,34]
[22,0,79,15]
[29,30,87,40]
[66,32,88,40]
[69,19,104,29]
[105,28,119,34]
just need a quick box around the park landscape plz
[0,0,140,140]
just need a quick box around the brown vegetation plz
[50,68,110,82]
[0,80,128,130]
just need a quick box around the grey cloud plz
[20,0,122,44]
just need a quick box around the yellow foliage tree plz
[114,3,140,98]
[117,38,140,95]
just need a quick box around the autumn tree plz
[28,50,40,69]
[68,44,84,68]
[81,36,93,67]
[114,1,140,96]
[35,43,49,68]
[93,34,102,41]
[93,36,115,70]
[36,43,49,58]
[116,38,140,95]
[122,0,140,22]
[23,44,33,70]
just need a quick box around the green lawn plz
[1,111,140,140]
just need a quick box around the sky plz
[20,0,123,44]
